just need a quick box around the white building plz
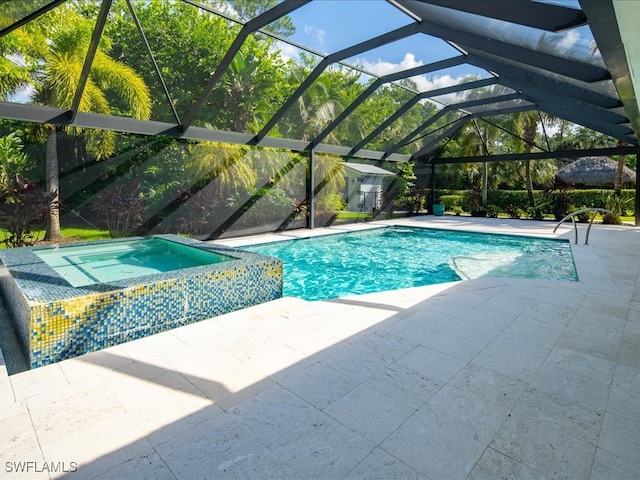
[343,162,396,212]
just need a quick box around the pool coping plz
[0,234,270,303]
[0,234,284,369]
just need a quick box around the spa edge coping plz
[0,234,276,303]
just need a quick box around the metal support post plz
[635,147,640,227]
[430,162,436,213]
[308,149,315,229]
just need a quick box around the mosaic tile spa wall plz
[0,235,282,369]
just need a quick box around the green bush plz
[487,190,529,209]
[505,204,525,219]
[438,194,463,209]
[487,205,500,218]
[569,190,600,209]
[527,206,544,220]
[428,188,635,218]
[316,192,346,212]
[397,185,427,214]
[576,206,593,223]
[602,193,633,225]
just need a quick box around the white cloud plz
[355,53,474,103]
[304,25,326,46]
[409,73,466,95]
[358,53,423,76]
[556,30,580,53]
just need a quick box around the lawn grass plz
[58,227,111,242]
[0,227,111,248]
[335,211,372,221]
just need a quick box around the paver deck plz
[1,216,639,479]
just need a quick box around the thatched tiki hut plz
[557,156,636,187]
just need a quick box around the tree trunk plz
[45,125,62,242]
[525,159,535,208]
[614,155,625,197]
[482,161,488,206]
[523,117,538,208]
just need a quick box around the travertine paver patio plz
[0,216,639,479]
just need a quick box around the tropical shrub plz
[0,133,28,190]
[239,187,296,224]
[466,186,487,217]
[316,192,346,212]
[452,205,464,216]
[398,184,427,214]
[602,193,632,225]
[170,183,217,235]
[382,176,407,218]
[0,176,55,247]
[527,206,544,220]
[544,176,574,221]
[92,180,145,237]
[505,204,524,219]
[429,187,634,218]
[576,206,593,223]
[486,204,500,218]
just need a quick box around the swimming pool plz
[245,226,577,301]
[35,238,237,287]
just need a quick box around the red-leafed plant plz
[92,180,145,237]
[0,176,57,247]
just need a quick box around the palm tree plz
[223,52,262,133]
[450,115,502,206]
[450,80,516,206]
[512,111,561,208]
[280,64,361,144]
[4,6,151,240]
[185,142,257,201]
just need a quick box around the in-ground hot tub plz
[0,234,282,369]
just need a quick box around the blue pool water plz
[35,238,237,287]
[245,226,577,301]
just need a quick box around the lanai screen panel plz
[100,0,242,125]
[0,0,57,30]
[0,0,637,162]
[285,0,413,54]
[405,64,494,94]
[361,101,436,154]
[271,64,372,143]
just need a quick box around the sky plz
[278,0,594,98]
[283,0,485,94]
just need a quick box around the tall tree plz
[3,4,151,240]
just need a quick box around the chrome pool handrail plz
[553,208,612,245]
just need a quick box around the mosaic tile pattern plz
[0,235,283,368]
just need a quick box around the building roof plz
[557,156,636,187]
[343,162,395,176]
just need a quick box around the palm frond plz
[91,52,151,120]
